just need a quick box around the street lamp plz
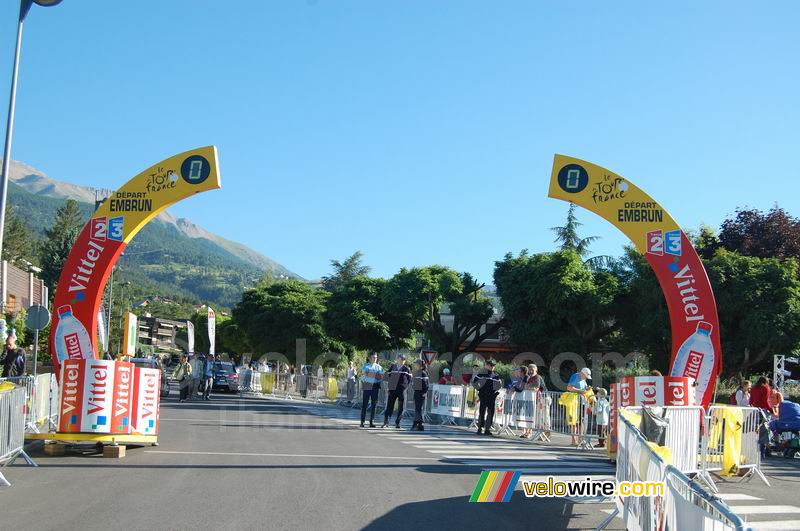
[0,0,64,259]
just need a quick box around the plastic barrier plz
[598,407,747,531]
[0,385,37,488]
[698,405,769,492]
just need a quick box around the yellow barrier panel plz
[558,392,580,426]
[261,373,275,394]
[327,378,338,401]
[710,406,743,476]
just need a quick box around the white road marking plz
[716,493,762,501]
[145,450,440,461]
[729,506,800,515]
[745,521,800,530]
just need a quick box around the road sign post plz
[26,304,50,378]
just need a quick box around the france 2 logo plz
[646,229,682,256]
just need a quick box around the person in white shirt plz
[735,380,752,407]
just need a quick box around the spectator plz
[438,368,456,385]
[473,359,502,436]
[346,361,357,404]
[749,377,772,414]
[770,380,784,418]
[734,380,752,407]
[594,388,610,448]
[189,355,202,400]
[173,355,192,402]
[202,354,215,401]
[360,352,384,428]
[511,366,528,393]
[383,354,411,428]
[566,367,592,445]
[650,370,663,377]
[1,332,25,378]
[526,364,546,392]
[411,359,429,431]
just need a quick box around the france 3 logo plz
[90,216,125,242]
[646,229,682,257]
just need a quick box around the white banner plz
[186,320,195,355]
[97,307,107,353]
[122,312,138,357]
[207,307,216,356]
[431,384,464,417]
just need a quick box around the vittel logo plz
[61,366,81,417]
[65,333,82,358]
[115,369,130,417]
[86,363,109,415]
[683,350,704,380]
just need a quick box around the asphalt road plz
[3,393,799,530]
[2,393,622,531]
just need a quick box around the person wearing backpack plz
[173,355,193,402]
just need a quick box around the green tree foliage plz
[324,276,393,352]
[494,250,620,358]
[232,280,334,362]
[551,204,614,271]
[383,266,503,356]
[613,247,672,371]
[39,199,83,290]
[2,206,38,266]
[705,250,800,373]
[322,251,371,292]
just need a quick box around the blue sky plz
[1,1,798,283]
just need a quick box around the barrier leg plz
[739,466,770,487]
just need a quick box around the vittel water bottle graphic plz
[670,321,715,401]
[54,305,95,363]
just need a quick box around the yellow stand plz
[26,432,158,445]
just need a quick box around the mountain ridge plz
[6,159,299,279]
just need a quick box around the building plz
[1,260,46,313]
[136,315,186,353]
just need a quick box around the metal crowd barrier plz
[0,386,37,488]
[597,408,747,531]
[0,374,59,433]
[624,405,705,475]
[698,405,769,492]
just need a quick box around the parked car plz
[212,362,239,392]
[130,357,170,398]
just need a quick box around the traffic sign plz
[26,304,50,331]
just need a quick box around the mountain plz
[7,160,300,307]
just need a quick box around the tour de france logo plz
[180,155,211,185]
[557,163,589,194]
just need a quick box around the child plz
[411,359,430,431]
[594,387,610,448]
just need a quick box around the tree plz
[613,247,672,370]
[383,266,504,356]
[704,250,800,374]
[494,250,620,358]
[39,199,83,290]
[716,206,800,265]
[2,206,37,266]
[322,251,371,291]
[551,204,614,270]
[232,280,335,363]
[324,276,394,352]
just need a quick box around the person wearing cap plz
[566,367,592,445]
[438,367,456,385]
[411,359,429,431]
[360,352,384,428]
[383,353,412,428]
[472,359,502,435]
